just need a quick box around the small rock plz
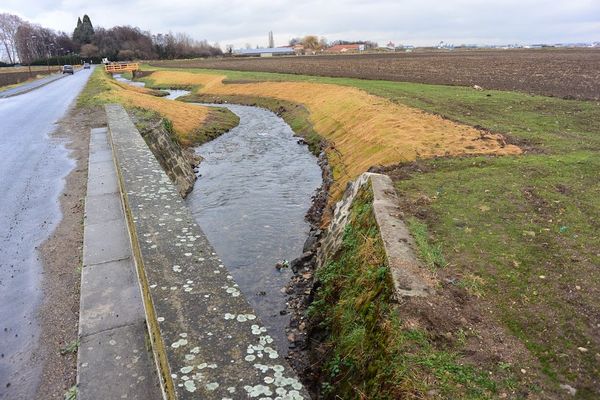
[302,272,313,280]
[559,384,577,396]
[520,368,527,374]
[473,85,484,91]
[577,347,588,353]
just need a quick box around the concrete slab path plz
[77,127,161,399]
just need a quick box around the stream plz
[114,75,323,354]
[186,104,322,352]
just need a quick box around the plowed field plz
[151,49,600,100]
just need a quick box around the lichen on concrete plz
[105,104,308,399]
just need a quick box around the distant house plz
[326,44,365,53]
[292,44,305,55]
[233,47,295,57]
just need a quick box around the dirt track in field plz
[151,49,600,100]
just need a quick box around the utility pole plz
[268,31,274,48]
[28,35,36,77]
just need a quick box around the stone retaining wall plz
[317,172,434,297]
[137,118,198,197]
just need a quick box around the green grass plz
[310,183,511,399]
[77,67,112,107]
[63,385,77,400]
[59,339,79,355]
[406,217,448,270]
[142,63,600,396]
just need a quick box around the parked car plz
[62,65,74,74]
[83,63,90,69]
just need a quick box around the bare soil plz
[33,106,103,399]
[152,49,600,100]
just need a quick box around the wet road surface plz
[186,104,322,353]
[0,68,92,399]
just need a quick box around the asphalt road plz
[0,67,92,399]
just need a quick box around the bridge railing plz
[104,63,140,73]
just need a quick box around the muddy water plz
[186,104,322,352]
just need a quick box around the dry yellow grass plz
[98,75,210,145]
[147,70,521,199]
[0,66,61,73]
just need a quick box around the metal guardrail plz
[104,63,140,73]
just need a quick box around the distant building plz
[386,41,395,50]
[326,44,365,53]
[268,31,275,48]
[292,44,305,55]
[233,47,295,57]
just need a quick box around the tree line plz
[0,12,222,65]
[288,35,378,51]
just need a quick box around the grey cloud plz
[1,0,598,48]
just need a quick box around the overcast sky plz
[2,0,599,48]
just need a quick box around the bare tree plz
[0,13,24,63]
[80,43,99,58]
[302,35,325,50]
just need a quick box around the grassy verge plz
[134,70,324,155]
[309,183,513,399]
[77,67,239,147]
[181,92,323,156]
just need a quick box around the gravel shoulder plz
[34,106,104,399]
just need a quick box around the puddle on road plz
[186,104,322,353]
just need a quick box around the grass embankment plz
[140,65,600,397]
[309,182,509,399]
[135,68,519,201]
[77,67,238,147]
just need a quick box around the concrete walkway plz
[106,104,308,399]
[77,127,161,399]
[0,72,69,98]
